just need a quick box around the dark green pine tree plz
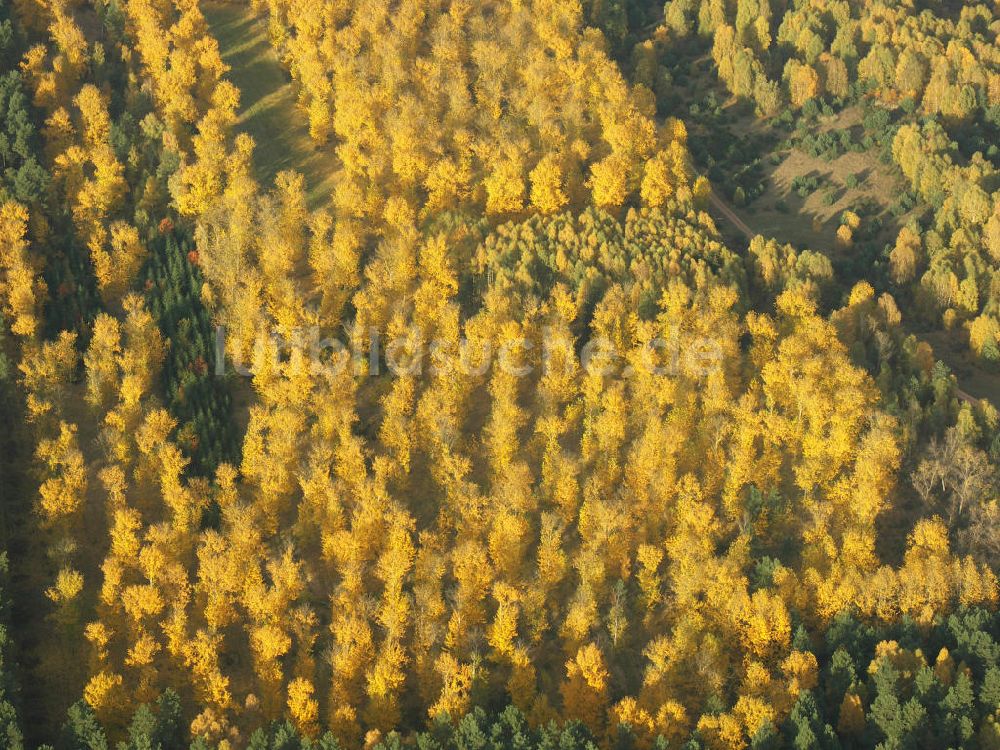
[867,659,932,750]
[780,691,840,750]
[947,609,1000,675]
[117,690,185,750]
[749,722,780,750]
[242,721,343,750]
[57,702,109,750]
[938,671,976,747]
[981,666,1000,714]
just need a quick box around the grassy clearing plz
[722,108,910,254]
[666,51,909,253]
[201,1,337,208]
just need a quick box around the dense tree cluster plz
[887,120,1000,358]
[0,0,999,748]
[659,0,1000,362]
[475,205,744,322]
[62,191,998,747]
[7,601,1000,750]
[257,0,699,242]
[141,227,237,474]
[665,0,1000,119]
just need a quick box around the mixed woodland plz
[0,0,999,748]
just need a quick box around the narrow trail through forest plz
[201,1,337,208]
[709,189,756,239]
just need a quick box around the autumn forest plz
[1,0,1000,748]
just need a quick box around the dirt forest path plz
[709,189,756,240]
[201,1,337,208]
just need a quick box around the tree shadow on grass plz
[202,1,337,207]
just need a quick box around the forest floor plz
[201,1,337,208]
